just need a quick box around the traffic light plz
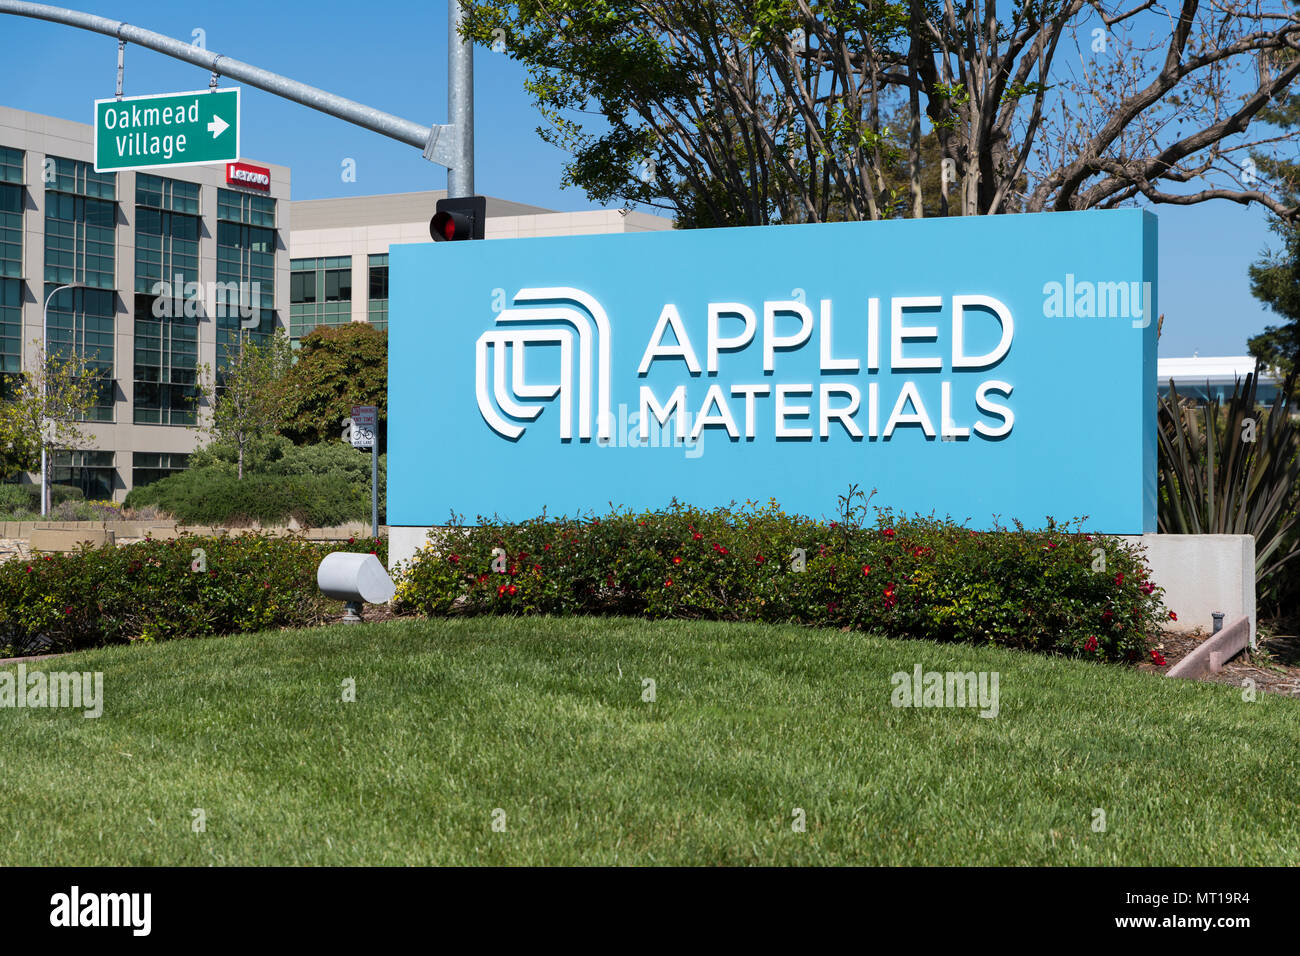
[430,195,486,241]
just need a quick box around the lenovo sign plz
[225,161,271,191]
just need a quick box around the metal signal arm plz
[0,0,469,181]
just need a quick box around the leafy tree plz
[202,331,293,480]
[1248,49,1300,377]
[462,0,1300,225]
[0,341,101,509]
[279,323,387,449]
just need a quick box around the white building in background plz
[1157,355,1282,405]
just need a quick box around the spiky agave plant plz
[1157,363,1300,604]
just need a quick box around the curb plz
[1166,616,1251,680]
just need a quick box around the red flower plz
[543,543,551,551]
[1084,636,1098,652]
[1139,582,1154,595]
[830,521,838,529]
[664,579,673,587]
[449,554,460,564]
[369,550,377,555]
[1114,572,1125,586]
[672,556,682,565]
[692,532,703,541]
[25,566,32,573]
[44,556,51,561]
[497,584,507,597]
[882,528,896,538]
[507,584,517,596]
[348,537,355,544]
[1169,611,1178,621]
[1150,650,1167,667]
[1102,609,1114,622]
[755,554,765,564]
[64,607,72,616]
[862,565,871,576]
[532,564,541,572]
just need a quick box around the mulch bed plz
[1139,628,1300,697]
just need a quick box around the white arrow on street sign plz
[207,115,230,138]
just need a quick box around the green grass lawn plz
[1,616,1296,865]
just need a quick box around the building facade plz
[0,104,290,501]
[0,104,674,501]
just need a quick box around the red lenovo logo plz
[226,162,271,191]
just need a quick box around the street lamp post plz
[39,283,83,517]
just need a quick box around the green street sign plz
[94,88,240,172]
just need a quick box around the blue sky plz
[0,0,1288,357]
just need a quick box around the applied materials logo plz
[475,287,612,441]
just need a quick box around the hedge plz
[0,532,386,654]
[393,500,1170,663]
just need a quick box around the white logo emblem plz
[475,287,612,440]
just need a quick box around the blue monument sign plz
[389,209,1157,532]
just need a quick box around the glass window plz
[135,204,200,294]
[132,451,190,488]
[136,173,200,215]
[45,188,115,290]
[52,450,116,500]
[44,284,116,421]
[46,156,115,200]
[217,188,275,227]
[0,277,20,374]
[0,182,21,279]
[0,147,23,185]
[289,257,352,341]
[367,253,388,331]
[133,294,198,425]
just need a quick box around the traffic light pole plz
[447,0,474,198]
[0,0,473,189]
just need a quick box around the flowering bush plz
[393,500,1166,663]
[0,532,387,654]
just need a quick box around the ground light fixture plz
[317,552,396,623]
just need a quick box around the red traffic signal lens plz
[431,211,459,241]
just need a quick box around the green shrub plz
[125,469,376,527]
[0,483,86,519]
[0,484,31,516]
[127,442,384,526]
[0,532,388,653]
[393,498,1168,664]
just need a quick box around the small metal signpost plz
[350,405,378,537]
